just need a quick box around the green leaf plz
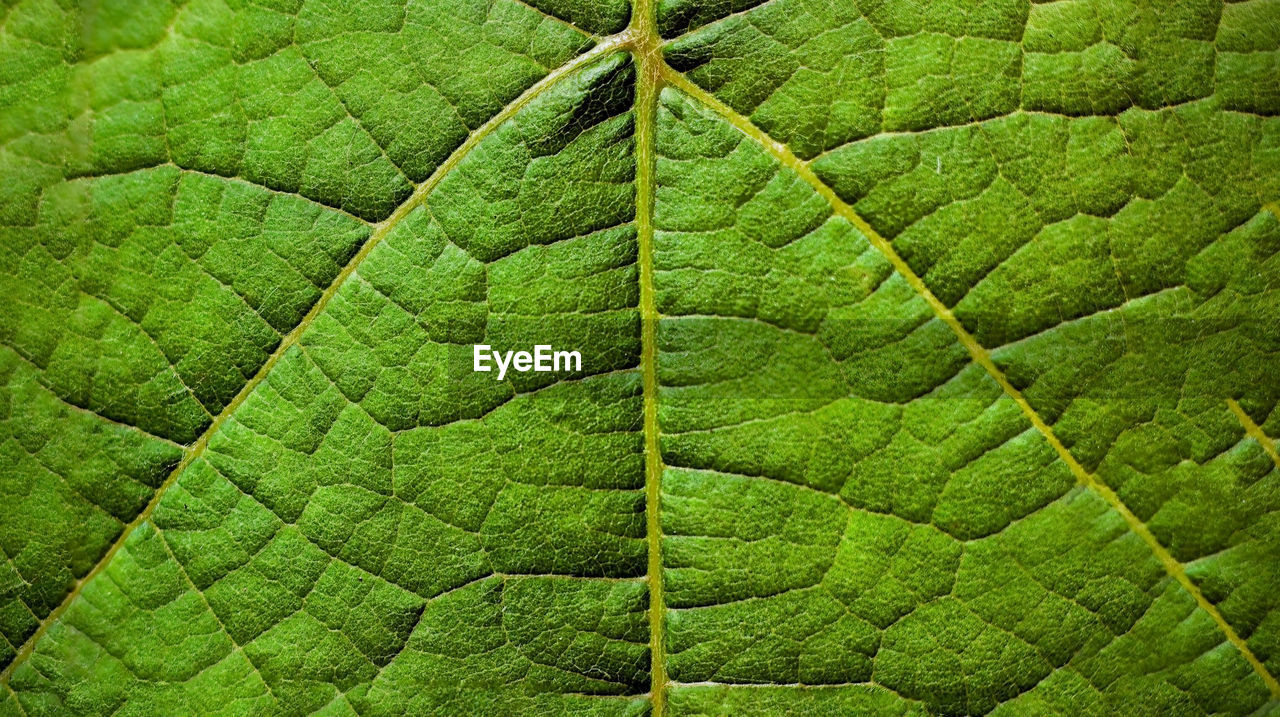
[2,0,1278,714]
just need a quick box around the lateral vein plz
[660,63,1280,697]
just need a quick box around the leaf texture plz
[1,0,1279,715]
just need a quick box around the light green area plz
[2,0,1279,715]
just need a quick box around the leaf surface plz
[2,0,1279,715]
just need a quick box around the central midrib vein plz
[631,0,668,713]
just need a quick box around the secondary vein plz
[660,64,1280,697]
